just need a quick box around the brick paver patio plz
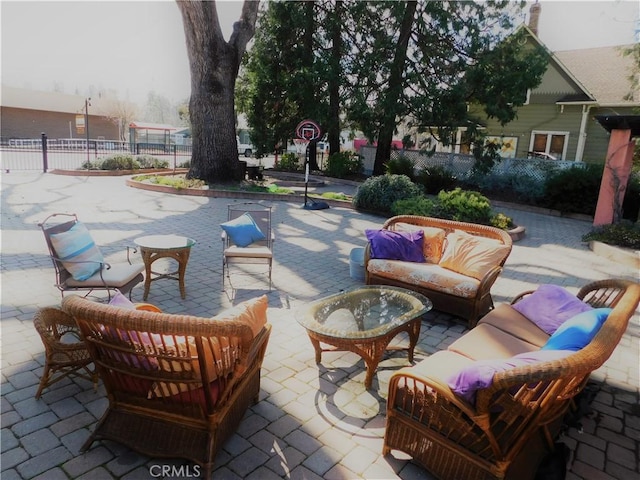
[1,172,638,479]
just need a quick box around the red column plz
[593,128,634,226]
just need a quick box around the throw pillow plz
[512,284,593,335]
[446,349,573,403]
[439,230,510,280]
[221,212,266,248]
[153,295,269,397]
[108,290,135,309]
[212,294,269,337]
[49,222,104,281]
[542,308,612,351]
[395,223,447,263]
[365,229,425,263]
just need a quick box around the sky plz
[1,0,639,106]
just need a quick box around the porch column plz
[593,128,634,226]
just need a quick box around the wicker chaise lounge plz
[383,279,640,480]
[61,294,272,479]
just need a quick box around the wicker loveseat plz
[60,294,272,479]
[383,279,640,480]
[365,215,512,327]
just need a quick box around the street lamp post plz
[85,98,91,166]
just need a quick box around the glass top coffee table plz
[296,286,432,389]
[134,235,196,301]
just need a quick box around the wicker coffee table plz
[134,235,195,300]
[296,286,432,389]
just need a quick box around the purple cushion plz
[446,349,573,404]
[512,284,593,335]
[108,290,135,309]
[365,229,425,263]
[542,308,612,351]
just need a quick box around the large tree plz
[347,1,548,175]
[237,0,348,164]
[177,0,259,182]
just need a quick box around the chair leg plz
[35,364,52,399]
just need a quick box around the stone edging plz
[588,241,640,270]
[124,177,355,209]
[50,168,178,177]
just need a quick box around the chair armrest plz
[388,369,477,420]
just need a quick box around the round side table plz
[134,235,196,300]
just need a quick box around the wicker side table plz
[134,235,195,300]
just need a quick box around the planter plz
[589,241,640,270]
[508,225,526,242]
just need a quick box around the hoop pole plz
[304,143,310,207]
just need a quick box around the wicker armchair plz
[383,279,640,480]
[61,294,271,479]
[33,306,99,399]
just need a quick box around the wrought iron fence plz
[0,136,192,172]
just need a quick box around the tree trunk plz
[327,1,342,157]
[373,1,416,176]
[177,1,258,183]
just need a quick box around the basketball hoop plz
[293,138,309,155]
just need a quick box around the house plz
[461,14,638,163]
[0,85,120,142]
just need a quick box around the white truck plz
[236,136,254,157]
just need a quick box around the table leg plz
[175,248,191,299]
[140,248,153,301]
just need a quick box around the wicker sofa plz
[365,215,513,326]
[383,279,640,480]
[60,294,272,479]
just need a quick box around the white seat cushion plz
[66,262,144,288]
[224,246,272,259]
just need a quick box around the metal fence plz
[0,135,192,172]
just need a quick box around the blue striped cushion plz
[50,222,104,281]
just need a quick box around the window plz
[528,131,569,160]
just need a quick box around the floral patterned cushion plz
[367,260,480,298]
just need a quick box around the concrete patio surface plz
[1,172,638,480]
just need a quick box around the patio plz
[1,172,638,480]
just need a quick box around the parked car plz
[527,151,557,160]
[237,136,253,157]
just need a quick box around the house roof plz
[0,85,111,115]
[555,45,638,106]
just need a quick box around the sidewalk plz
[1,172,638,480]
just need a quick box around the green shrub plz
[278,152,301,172]
[464,171,545,204]
[325,151,363,178]
[623,173,640,221]
[490,212,515,230]
[385,155,415,180]
[435,188,493,224]
[178,160,191,168]
[543,164,602,215]
[391,196,436,216]
[136,155,169,169]
[80,159,104,170]
[582,220,640,249]
[100,154,140,171]
[352,174,423,214]
[414,165,457,194]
